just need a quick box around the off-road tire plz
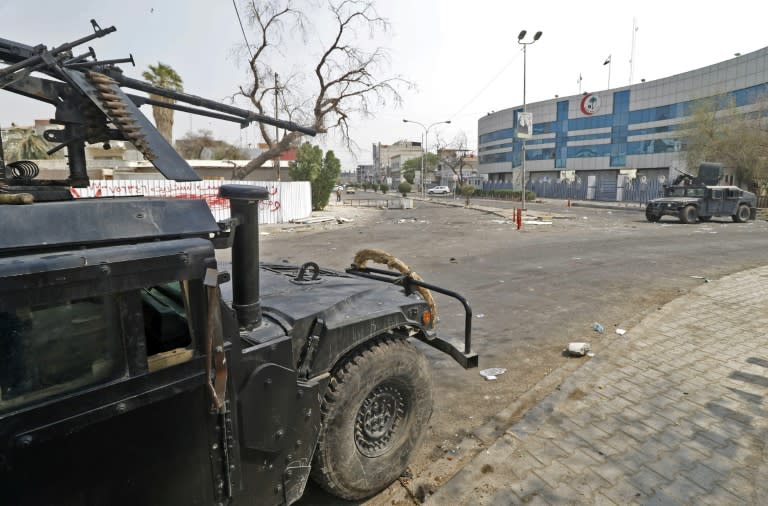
[679,205,698,224]
[310,336,433,500]
[733,204,751,223]
[645,209,660,222]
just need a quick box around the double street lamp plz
[517,29,542,211]
[402,119,451,197]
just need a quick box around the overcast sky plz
[1,1,766,171]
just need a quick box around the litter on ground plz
[567,342,591,356]
[479,368,507,381]
[289,216,336,225]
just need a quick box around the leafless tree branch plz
[232,0,410,179]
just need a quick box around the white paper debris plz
[567,342,591,356]
[480,368,507,381]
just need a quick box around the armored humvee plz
[0,22,477,505]
[645,163,757,224]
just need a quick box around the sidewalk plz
[428,265,768,505]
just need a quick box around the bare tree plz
[233,0,409,180]
[434,132,475,185]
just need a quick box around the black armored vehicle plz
[0,22,477,505]
[645,162,757,224]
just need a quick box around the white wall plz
[71,179,312,224]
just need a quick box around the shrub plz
[458,184,475,205]
[379,183,389,194]
[398,181,412,197]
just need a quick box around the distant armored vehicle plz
[0,21,477,506]
[645,163,757,224]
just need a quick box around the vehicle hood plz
[219,262,423,331]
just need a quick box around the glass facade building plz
[478,46,768,188]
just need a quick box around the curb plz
[570,201,645,212]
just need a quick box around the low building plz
[372,140,422,182]
[2,134,298,182]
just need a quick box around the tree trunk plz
[149,94,175,144]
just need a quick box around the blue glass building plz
[478,46,768,200]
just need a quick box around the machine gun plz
[670,168,698,186]
[0,19,314,199]
[669,163,724,187]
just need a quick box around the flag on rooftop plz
[603,55,611,65]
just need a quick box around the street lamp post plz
[403,119,451,197]
[517,30,542,211]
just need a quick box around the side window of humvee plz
[0,296,125,412]
[0,278,202,412]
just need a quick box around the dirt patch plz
[567,387,587,401]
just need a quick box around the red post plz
[567,198,571,208]
[516,207,523,230]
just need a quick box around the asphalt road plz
[255,197,768,505]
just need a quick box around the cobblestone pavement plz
[428,265,768,505]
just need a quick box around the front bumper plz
[646,202,681,217]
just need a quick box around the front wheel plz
[311,336,433,500]
[679,205,698,224]
[733,204,751,223]
[645,210,660,222]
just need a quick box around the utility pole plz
[517,30,542,211]
[274,72,280,180]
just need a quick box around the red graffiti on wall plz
[73,181,286,213]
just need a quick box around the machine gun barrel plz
[66,55,135,70]
[0,23,116,80]
[113,74,317,136]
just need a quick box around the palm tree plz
[141,63,183,144]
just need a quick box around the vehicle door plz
[0,238,233,506]
[706,189,723,216]
[723,188,742,215]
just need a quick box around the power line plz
[231,0,254,60]
[450,47,523,120]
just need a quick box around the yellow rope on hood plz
[353,248,438,325]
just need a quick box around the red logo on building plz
[580,93,601,115]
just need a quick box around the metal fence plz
[71,179,312,224]
[484,177,666,204]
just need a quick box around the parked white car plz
[427,185,451,195]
